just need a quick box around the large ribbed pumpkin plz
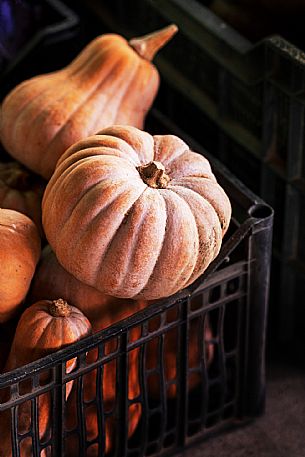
[42,125,231,300]
[0,208,40,322]
[0,25,177,179]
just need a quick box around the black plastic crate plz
[0,108,273,456]
[77,0,305,349]
[0,3,273,453]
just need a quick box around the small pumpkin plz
[0,25,177,179]
[0,208,40,323]
[0,299,92,457]
[42,125,231,300]
[0,161,45,233]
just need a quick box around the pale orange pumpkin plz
[0,25,177,179]
[42,125,231,300]
[0,208,40,323]
[0,161,45,233]
[0,299,92,457]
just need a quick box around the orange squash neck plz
[129,24,178,61]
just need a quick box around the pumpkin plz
[0,161,45,234]
[42,125,232,300]
[0,208,40,323]
[0,299,92,457]
[0,25,178,179]
[65,300,146,456]
[29,245,124,322]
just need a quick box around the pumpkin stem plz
[129,24,178,61]
[49,299,72,318]
[137,161,170,188]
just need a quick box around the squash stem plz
[137,161,170,188]
[49,299,71,317]
[129,24,178,61]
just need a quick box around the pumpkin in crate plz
[0,25,177,179]
[42,125,231,300]
[0,161,45,234]
[0,208,40,323]
[0,299,91,457]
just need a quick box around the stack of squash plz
[0,24,231,457]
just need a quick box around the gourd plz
[0,208,40,323]
[0,25,177,179]
[0,161,45,233]
[42,125,232,300]
[0,299,92,457]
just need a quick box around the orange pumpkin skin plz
[29,245,122,322]
[0,161,45,234]
[0,299,92,457]
[4,299,91,372]
[0,25,177,179]
[0,209,41,323]
[42,125,231,300]
[65,300,146,456]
